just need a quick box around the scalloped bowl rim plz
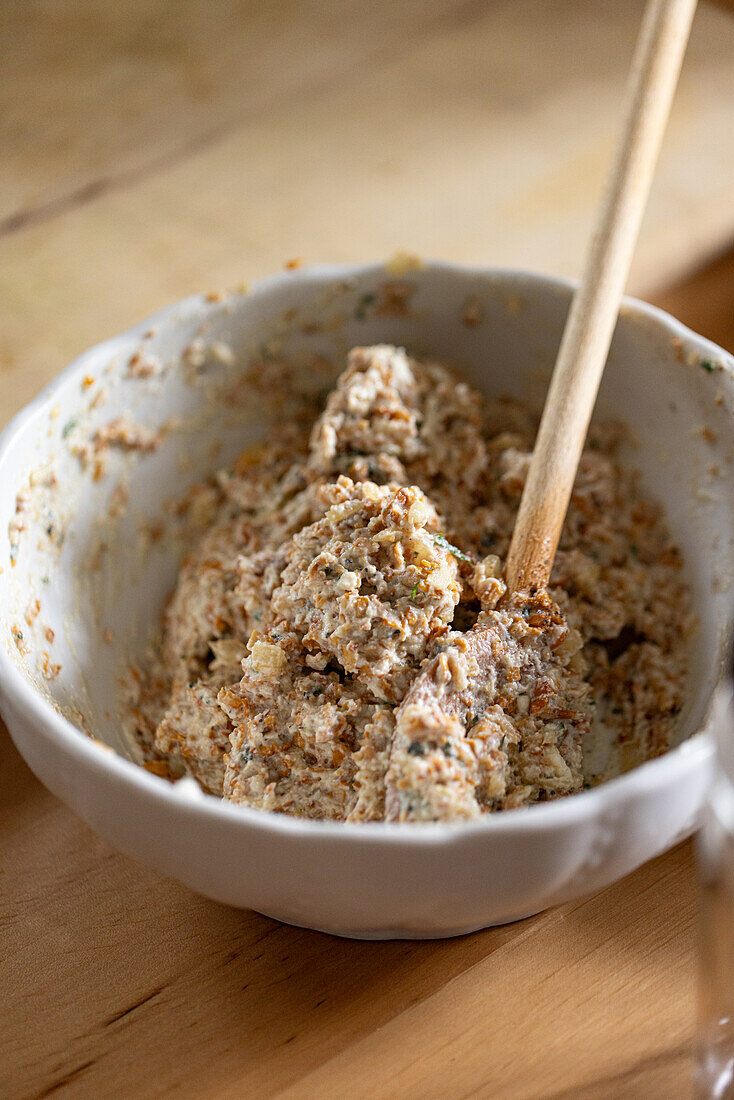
[0,261,725,849]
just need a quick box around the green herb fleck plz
[442,740,455,757]
[410,580,420,600]
[700,358,716,373]
[12,627,23,642]
[354,292,376,320]
[432,533,472,563]
[62,417,78,438]
[41,575,50,586]
[407,741,426,757]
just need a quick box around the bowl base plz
[255,906,545,940]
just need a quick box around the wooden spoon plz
[505,0,697,594]
[385,0,697,822]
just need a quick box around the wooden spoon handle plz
[505,0,697,594]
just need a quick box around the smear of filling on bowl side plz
[127,345,689,821]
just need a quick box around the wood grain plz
[0,0,469,229]
[0,707,699,1098]
[2,2,734,425]
[2,1,734,1096]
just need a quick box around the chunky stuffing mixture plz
[128,345,689,822]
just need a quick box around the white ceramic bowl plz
[1,263,732,939]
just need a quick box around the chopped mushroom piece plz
[386,590,590,822]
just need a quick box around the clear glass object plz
[697,677,734,1099]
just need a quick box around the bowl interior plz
[2,263,732,772]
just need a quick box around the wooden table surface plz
[3,3,734,1096]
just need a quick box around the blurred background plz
[2,3,734,1096]
[2,0,734,422]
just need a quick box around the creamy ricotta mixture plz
[128,345,689,821]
